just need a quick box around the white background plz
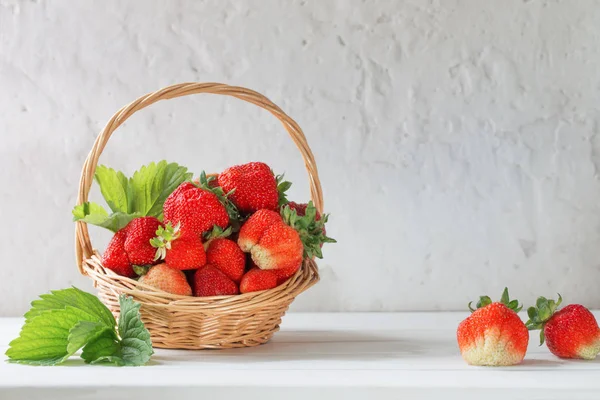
[1,0,600,316]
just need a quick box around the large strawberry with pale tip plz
[217,162,290,214]
[457,288,529,366]
[526,295,600,359]
[238,202,335,270]
[138,263,192,296]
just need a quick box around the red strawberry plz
[163,182,229,237]
[218,162,289,214]
[238,209,282,252]
[526,296,600,359]
[251,223,303,270]
[124,216,163,265]
[272,263,301,285]
[151,223,206,270]
[102,228,135,278]
[457,288,528,366]
[206,238,245,283]
[193,265,239,297]
[238,202,335,270]
[138,263,192,296]
[240,267,278,293]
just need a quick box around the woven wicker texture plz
[74,83,323,349]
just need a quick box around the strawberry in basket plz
[238,202,335,276]
[217,162,291,214]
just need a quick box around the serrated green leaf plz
[116,295,153,366]
[72,202,139,232]
[25,287,115,328]
[95,166,130,213]
[128,161,192,219]
[81,329,122,365]
[67,321,115,356]
[6,308,91,364]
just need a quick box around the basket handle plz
[75,82,324,274]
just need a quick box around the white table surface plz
[1,312,600,400]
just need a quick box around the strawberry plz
[151,223,206,270]
[101,228,135,278]
[526,296,600,359]
[238,209,282,252]
[217,162,290,214]
[251,223,304,270]
[457,288,528,366]
[163,182,229,237]
[240,267,278,293]
[138,263,192,296]
[272,263,301,285]
[193,265,239,297]
[206,238,245,283]
[124,216,163,265]
[238,202,335,270]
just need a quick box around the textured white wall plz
[1,0,600,316]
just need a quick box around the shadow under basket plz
[75,83,324,350]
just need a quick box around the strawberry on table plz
[138,263,192,296]
[163,182,229,237]
[526,295,600,359]
[217,162,290,214]
[102,228,135,278]
[151,223,206,270]
[193,265,239,297]
[457,288,529,366]
[123,216,163,265]
[240,267,278,293]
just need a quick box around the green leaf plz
[116,295,153,366]
[536,296,548,309]
[539,329,546,345]
[6,307,93,365]
[72,202,139,232]
[128,161,192,219]
[83,295,154,367]
[67,321,115,356]
[25,287,115,328]
[276,174,292,206]
[81,330,122,365]
[95,165,130,213]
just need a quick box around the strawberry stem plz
[525,293,562,344]
[467,287,523,313]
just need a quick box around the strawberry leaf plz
[6,288,153,367]
[95,166,130,213]
[72,202,140,232]
[128,161,192,219]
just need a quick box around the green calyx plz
[468,287,523,313]
[281,201,336,259]
[276,173,292,207]
[525,294,562,345]
[204,225,232,241]
[196,171,242,230]
[150,222,181,261]
[132,265,151,276]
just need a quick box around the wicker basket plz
[75,82,323,349]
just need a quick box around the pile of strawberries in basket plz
[73,161,335,296]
